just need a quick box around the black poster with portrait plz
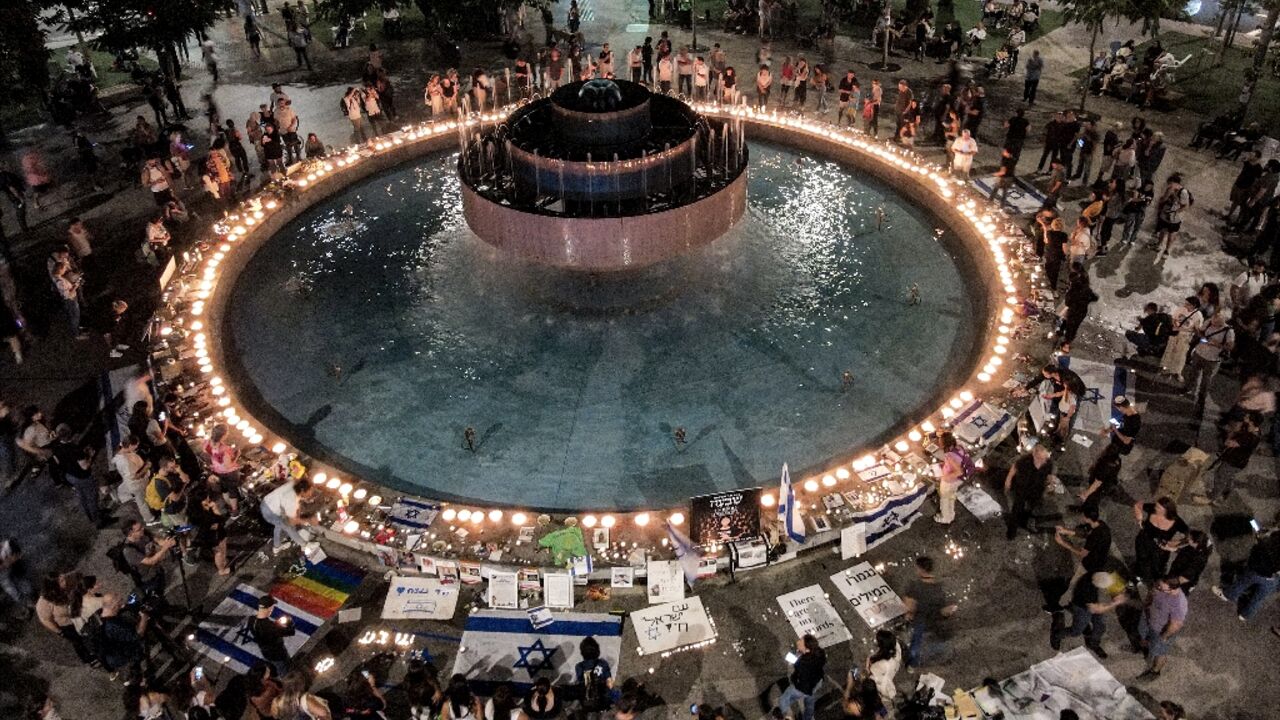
[689,488,763,546]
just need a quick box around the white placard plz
[611,566,635,588]
[829,562,907,628]
[775,585,853,647]
[840,523,867,560]
[630,596,717,656]
[543,572,575,609]
[646,560,685,604]
[956,483,1003,521]
[381,576,460,620]
[487,571,519,609]
[729,539,768,570]
[415,553,437,575]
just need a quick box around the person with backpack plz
[574,635,614,718]
[1151,173,1191,261]
[933,432,971,525]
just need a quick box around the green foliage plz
[62,0,223,54]
[1057,0,1134,31]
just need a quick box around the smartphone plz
[1250,518,1262,532]
[785,652,798,664]
[361,669,372,680]
[278,615,291,625]
[1076,138,1085,148]
[193,666,205,681]
[158,411,167,422]
[690,704,699,715]
[1109,418,1121,427]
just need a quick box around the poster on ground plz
[630,596,717,656]
[487,571,519,610]
[381,576,460,620]
[543,572,575,609]
[775,585,852,647]
[840,523,867,560]
[689,488,763,545]
[829,562,907,629]
[646,560,685,604]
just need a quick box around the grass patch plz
[2,49,157,131]
[1074,31,1279,127]
[687,0,1062,38]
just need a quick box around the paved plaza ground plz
[2,1,1279,718]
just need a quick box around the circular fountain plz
[458,80,748,271]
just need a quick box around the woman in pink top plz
[934,432,967,525]
[203,423,242,516]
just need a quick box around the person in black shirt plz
[1078,451,1121,516]
[902,556,957,667]
[1203,412,1261,503]
[989,148,1018,205]
[777,634,826,720]
[1169,530,1212,592]
[1056,505,1113,574]
[1126,302,1173,358]
[1005,445,1056,539]
[1214,530,1280,620]
[251,595,295,676]
[1003,107,1030,163]
[1050,571,1126,656]
[836,71,858,127]
[1103,396,1141,458]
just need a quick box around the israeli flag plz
[778,463,806,544]
[190,584,323,674]
[1059,356,1136,434]
[452,610,623,692]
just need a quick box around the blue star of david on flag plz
[1080,387,1103,405]
[513,638,557,675]
[970,416,989,429]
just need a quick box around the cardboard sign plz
[776,585,852,646]
[487,571,519,610]
[646,560,685,604]
[840,523,867,560]
[689,488,763,545]
[543,572,575,609]
[630,596,717,656]
[829,562,907,628]
[381,576,460,620]
[729,538,768,570]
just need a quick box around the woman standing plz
[1132,497,1189,586]
[755,64,773,108]
[189,487,231,576]
[112,434,151,522]
[721,66,737,104]
[1160,296,1203,382]
[933,433,966,525]
[443,70,460,114]
[203,423,242,517]
[425,75,444,117]
[863,629,901,704]
[778,56,795,107]
[36,572,95,664]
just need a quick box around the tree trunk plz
[65,4,84,44]
[1251,2,1280,74]
[1080,24,1098,112]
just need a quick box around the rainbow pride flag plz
[192,558,366,673]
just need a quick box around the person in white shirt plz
[628,46,643,83]
[261,478,317,553]
[112,435,152,522]
[693,57,709,100]
[1230,258,1270,309]
[950,129,978,177]
[657,55,674,94]
[1186,312,1234,405]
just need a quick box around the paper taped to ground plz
[611,566,634,588]
[776,585,853,646]
[841,523,867,559]
[630,596,717,655]
[957,484,1002,521]
[382,576,460,620]
[975,647,1154,720]
[453,610,623,688]
[829,562,907,628]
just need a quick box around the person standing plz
[1212,528,1280,621]
[628,45,643,83]
[1077,451,1122,516]
[120,519,175,599]
[1152,173,1191,259]
[776,634,825,720]
[901,556,957,667]
[50,263,85,339]
[1023,50,1043,104]
[755,64,772,108]
[989,148,1018,206]
[836,70,857,126]
[867,79,883,137]
[1132,497,1188,586]
[657,53,674,94]
[933,432,967,525]
[1184,311,1233,405]
[112,435,152,522]
[1169,530,1212,592]
[1102,395,1141,458]
[342,87,367,142]
[1202,412,1261,504]
[1136,577,1188,680]
[677,47,694,96]
[1004,444,1055,539]
[287,27,312,70]
[693,56,709,100]
[222,119,251,178]
[251,596,296,676]
[1051,571,1126,656]
[202,40,219,83]
[641,37,655,85]
[950,129,978,178]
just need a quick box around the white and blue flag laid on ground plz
[191,584,323,674]
[778,463,806,544]
[452,610,624,692]
[1030,356,1136,436]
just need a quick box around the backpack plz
[950,447,978,481]
[581,660,609,711]
[144,474,166,511]
[106,542,142,587]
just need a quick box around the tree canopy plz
[0,2,53,100]
[62,0,223,55]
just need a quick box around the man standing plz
[1213,527,1280,621]
[120,519,176,600]
[1102,395,1141,458]
[1136,577,1187,680]
[1051,571,1126,656]
[901,556,957,667]
[1003,107,1030,165]
[775,634,826,720]
[1004,444,1055,539]
[288,27,312,70]
[677,47,694,96]
[1200,412,1261,504]
[836,70,857,127]
[251,595,296,676]
[628,46,643,83]
[1185,312,1233,406]
[1023,50,1043,104]
[1037,112,1065,174]
[894,80,914,138]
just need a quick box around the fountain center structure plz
[458,80,748,272]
